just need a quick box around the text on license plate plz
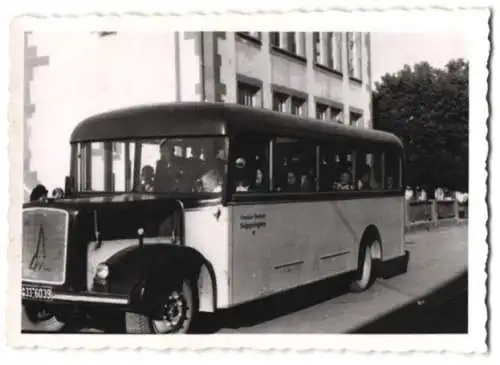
[22,286,53,301]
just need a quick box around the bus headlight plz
[95,263,110,280]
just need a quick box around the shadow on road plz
[193,273,354,333]
[349,270,468,334]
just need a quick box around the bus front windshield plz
[74,137,228,194]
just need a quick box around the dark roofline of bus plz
[69,102,404,150]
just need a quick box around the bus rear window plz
[385,154,402,189]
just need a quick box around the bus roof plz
[70,102,403,150]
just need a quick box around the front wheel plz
[125,279,197,334]
[22,303,65,332]
[350,241,378,293]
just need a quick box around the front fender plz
[93,244,206,307]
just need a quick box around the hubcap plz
[152,291,186,333]
[25,304,53,323]
[360,247,372,287]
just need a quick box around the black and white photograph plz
[5,6,489,354]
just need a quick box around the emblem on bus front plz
[29,224,47,271]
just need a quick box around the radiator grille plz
[22,208,69,285]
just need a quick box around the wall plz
[24,32,202,197]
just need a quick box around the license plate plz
[22,286,53,301]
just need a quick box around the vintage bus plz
[22,102,409,334]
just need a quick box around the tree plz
[373,58,469,195]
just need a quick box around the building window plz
[273,91,307,117]
[316,103,344,123]
[270,32,306,58]
[356,33,363,79]
[314,32,342,73]
[350,111,363,127]
[313,32,322,64]
[238,32,261,40]
[296,32,306,57]
[291,96,306,116]
[347,32,362,80]
[331,107,343,123]
[329,32,342,72]
[316,103,329,120]
[237,82,261,107]
[272,92,288,113]
[286,32,297,54]
[270,32,280,47]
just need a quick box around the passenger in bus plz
[154,144,182,192]
[386,176,394,189]
[52,187,64,199]
[357,171,370,190]
[285,171,300,192]
[30,184,49,202]
[233,158,251,192]
[299,174,311,192]
[253,168,265,191]
[357,164,379,190]
[196,147,225,193]
[139,165,155,192]
[334,171,353,190]
[198,169,223,193]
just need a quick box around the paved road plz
[22,225,468,334]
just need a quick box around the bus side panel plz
[184,205,231,310]
[229,201,357,306]
[332,196,405,262]
[229,196,405,307]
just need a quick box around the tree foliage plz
[373,58,469,194]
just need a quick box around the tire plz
[350,240,378,293]
[22,303,65,332]
[125,279,197,334]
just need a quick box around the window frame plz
[272,137,318,193]
[272,88,308,117]
[313,32,344,75]
[73,137,229,195]
[346,32,363,82]
[227,132,272,196]
[237,81,262,107]
[270,32,307,60]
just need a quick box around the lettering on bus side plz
[239,213,267,233]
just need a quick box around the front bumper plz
[22,283,130,307]
[50,292,129,305]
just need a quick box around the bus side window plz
[355,152,383,190]
[320,147,356,192]
[273,138,317,193]
[231,135,270,193]
[385,153,401,189]
[333,151,354,191]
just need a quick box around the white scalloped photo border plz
[3,4,490,355]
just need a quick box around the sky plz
[370,32,469,86]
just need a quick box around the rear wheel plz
[22,303,65,332]
[125,279,197,334]
[350,240,378,293]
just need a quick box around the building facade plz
[219,32,372,128]
[18,31,372,199]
